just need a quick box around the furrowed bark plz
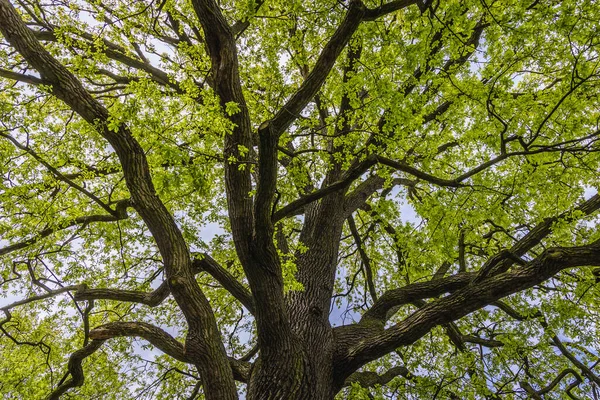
[0,1,236,398]
[332,240,600,389]
[190,0,291,340]
[189,0,306,397]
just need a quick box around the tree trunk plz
[246,198,347,399]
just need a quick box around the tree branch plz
[31,27,183,93]
[343,176,415,218]
[0,66,44,84]
[363,0,418,21]
[549,330,600,386]
[344,365,410,387]
[88,321,250,382]
[1,285,82,312]
[266,0,366,136]
[74,281,171,307]
[476,193,600,280]
[348,215,378,302]
[460,334,504,348]
[273,154,461,221]
[193,253,255,314]
[334,239,600,387]
[0,130,116,215]
[493,302,599,390]
[0,200,130,257]
[361,272,476,323]
[47,339,106,400]
[90,321,189,361]
[0,3,237,397]
[520,369,582,399]
[231,0,266,37]
[75,253,255,313]
[190,1,295,382]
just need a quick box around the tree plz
[0,0,599,397]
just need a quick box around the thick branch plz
[193,254,255,314]
[88,322,250,382]
[74,282,170,307]
[334,239,600,387]
[267,0,366,136]
[343,176,415,218]
[0,3,236,397]
[361,272,475,322]
[344,365,410,387]
[89,322,189,362]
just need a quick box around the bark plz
[2,0,600,399]
[0,1,236,398]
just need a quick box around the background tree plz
[1,0,600,398]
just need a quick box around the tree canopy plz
[1,0,600,398]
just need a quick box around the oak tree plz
[1,0,600,398]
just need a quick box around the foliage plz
[1,0,600,398]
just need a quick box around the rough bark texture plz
[2,0,600,399]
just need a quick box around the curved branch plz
[344,365,410,388]
[89,322,189,362]
[333,239,600,388]
[520,369,582,398]
[47,339,105,400]
[75,253,255,314]
[550,332,600,386]
[273,155,378,221]
[88,322,250,382]
[361,272,476,323]
[74,282,170,307]
[46,322,251,400]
